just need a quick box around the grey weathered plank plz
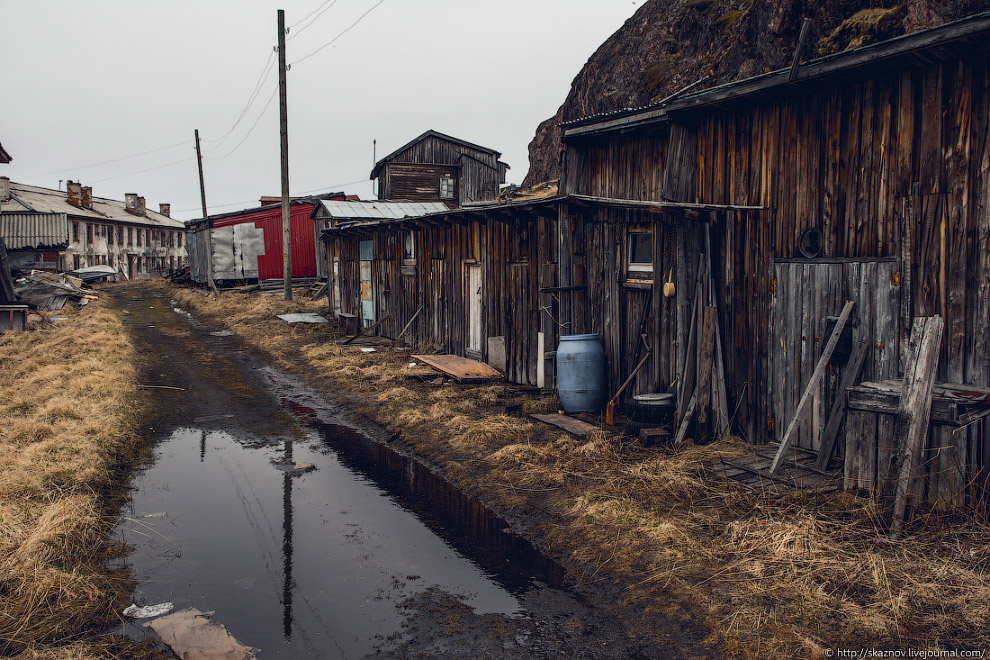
[815,340,869,470]
[770,300,855,474]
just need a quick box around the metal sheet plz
[412,354,503,382]
[276,313,329,324]
[320,200,448,221]
[0,213,68,249]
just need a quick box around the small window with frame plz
[403,230,415,261]
[627,230,653,278]
[439,175,455,200]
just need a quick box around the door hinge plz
[770,277,777,295]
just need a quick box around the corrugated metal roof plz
[0,212,68,249]
[318,200,449,220]
[0,181,184,229]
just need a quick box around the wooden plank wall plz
[768,259,900,454]
[689,59,990,458]
[324,209,559,388]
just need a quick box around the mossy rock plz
[638,56,680,102]
[816,6,907,55]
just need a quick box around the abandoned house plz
[0,178,186,278]
[186,192,344,286]
[323,12,990,511]
[372,130,510,207]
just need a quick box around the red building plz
[187,193,344,284]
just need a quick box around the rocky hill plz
[523,0,989,186]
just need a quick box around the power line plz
[291,0,385,65]
[88,156,196,185]
[20,140,192,179]
[174,179,370,214]
[204,51,276,151]
[208,86,279,161]
[288,0,340,39]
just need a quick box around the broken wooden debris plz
[392,305,424,348]
[814,340,869,470]
[531,413,598,438]
[769,300,854,474]
[342,314,390,345]
[887,315,944,539]
[412,354,503,382]
[673,389,698,447]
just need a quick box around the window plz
[72,222,79,242]
[107,226,114,243]
[86,223,93,244]
[118,228,123,245]
[127,227,133,245]
[177,232,182,248]
[627,231,653,277]
[403,231,415,260]
[439,174,455,200]
[101,225,106,238]
[136,229,141,247]
[73,255,80,269]
[145,229,150,246]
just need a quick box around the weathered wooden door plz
[466,264,483,358]
[359,240,374,327]
[767,259,901,452]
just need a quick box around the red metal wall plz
[212,200,337,280]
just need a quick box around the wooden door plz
[767,259,901,452]
[466,264,483,358]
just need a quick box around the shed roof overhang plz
[562,11,990,139]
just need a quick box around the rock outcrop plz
[523,0,989,186]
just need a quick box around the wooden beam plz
[814,340,869,470]
[769,300,855,474]
[391,305,423,348]
[788,18,813,82]
[888,316,944,539]
[696,306,716,426]
[674,389,698,447]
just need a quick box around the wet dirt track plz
[112,284,668,660]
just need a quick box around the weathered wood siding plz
[382,164,459,206]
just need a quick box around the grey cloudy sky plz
[2,0,639,222]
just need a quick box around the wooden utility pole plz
[278,9,292,300]
[194,129,217,293]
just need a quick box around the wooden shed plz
[558,11,990,507]
[371,130,510,208]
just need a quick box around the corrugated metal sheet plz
[319,200,448,220]
[0,213,68,249]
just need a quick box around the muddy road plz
[111,284,665,659]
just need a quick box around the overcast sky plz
[2,0,639,222]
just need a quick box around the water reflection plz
[282,437,294,640]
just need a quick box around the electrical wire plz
[291,0,385,65]
[204,50,276,151]
[208,86,278,161]
[287,0,340,40]
[173,179,370,214]
[20,140,192,180]
[88,156,196,185]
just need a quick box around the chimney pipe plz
[125,193,138,213]
[136,196,147,217]
[0,176,9,201]
[67,180,82,207]
[159,203,171,218]
[81,186,92,209]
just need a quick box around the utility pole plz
[278,9,292,300]
[195,129,217,293]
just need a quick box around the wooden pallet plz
[708,445,839,494]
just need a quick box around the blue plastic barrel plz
[556,334,605,413]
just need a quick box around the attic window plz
[439,175,455,200]
[627,230,653,277]
[403,231,415,260]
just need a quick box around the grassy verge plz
[165,282,990,658]
[0,300,161,660]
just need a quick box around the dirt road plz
[112,283,668,659]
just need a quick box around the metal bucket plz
[556,333,605,413]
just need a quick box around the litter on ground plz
[123,602,174,619]
[147,607,258,660]
[276,313,328,324]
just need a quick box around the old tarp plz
[147,608,258,660]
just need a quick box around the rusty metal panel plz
[412,354,503,382]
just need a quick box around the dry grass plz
[164,281,990,658]
[0,301,145,657]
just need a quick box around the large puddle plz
[118,364,567,658]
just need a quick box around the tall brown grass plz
[165,281,990,658]
[0,301,145,659]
